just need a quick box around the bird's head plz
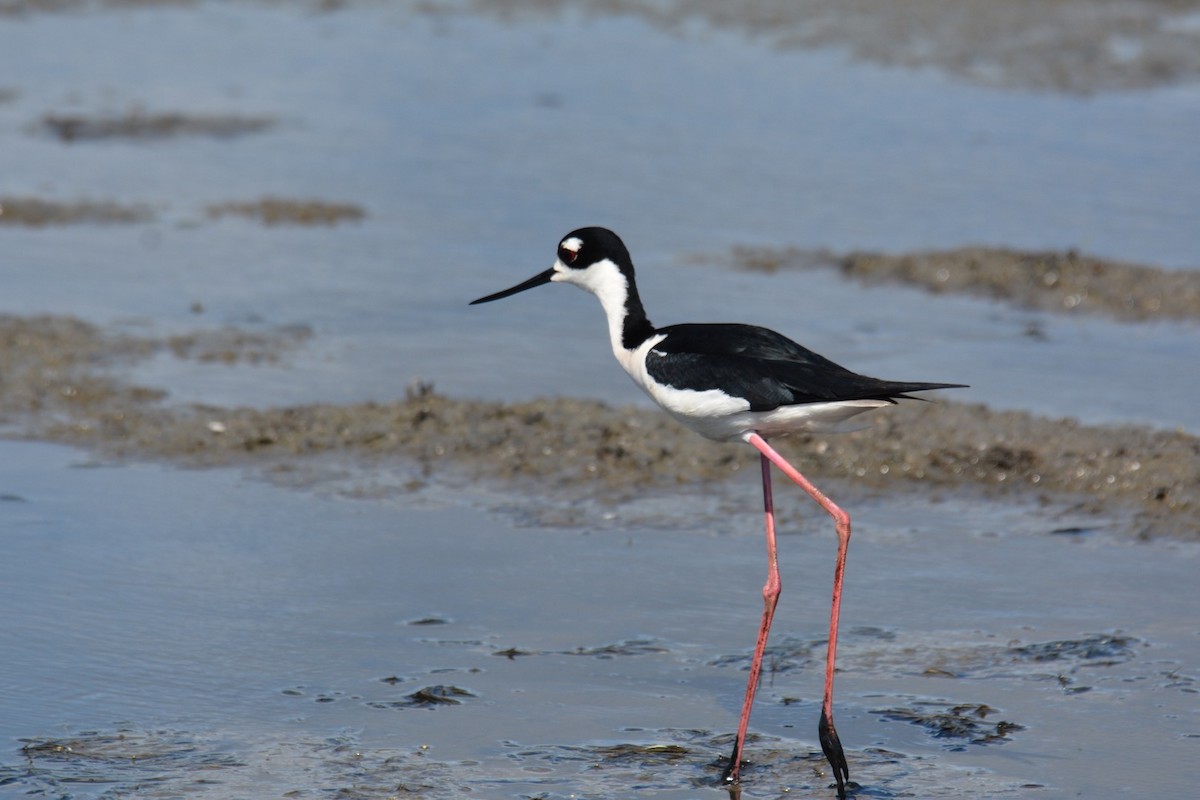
[469,227,635,306]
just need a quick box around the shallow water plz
[2,2,1199,798]
[2,441,1198,798]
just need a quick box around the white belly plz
[654,391,890,442]
[614,337,889,442]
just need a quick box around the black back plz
[647,323,964,411]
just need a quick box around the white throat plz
[554,257,639,363]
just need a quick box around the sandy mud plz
[0,196,152,226]
[205,197,367,226]
[2,314,1195,540]
[710,245,1200,323]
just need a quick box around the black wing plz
[647,323,964,412]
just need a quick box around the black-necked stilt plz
[471,227,966,797]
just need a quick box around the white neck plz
[556,258,641,362]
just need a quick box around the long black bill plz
[469,268,555,305]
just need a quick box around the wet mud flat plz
[0,726,1027,798]
[704,245,1200,323]
[0,194,367,227]
[205,197,366,226]
[2,313,1196,539]
[4,0,1200,94]
[4,101,364,227]
[0,652,1124,800]
[408,0,1200,92]
[0,196,152,226]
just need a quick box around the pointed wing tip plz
[909,382,970,392]
[893,383,969,402]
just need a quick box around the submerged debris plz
[875,701,1024,747]
[490,639,671,659]
[710,635,817,673]
[592,742,691,765]
[1009,633,1138,666]
[20,728,242,770]
[860,632,1144,694]
[41,110,276,142]
[385,684,476,709]
[568,639,671,658]
[166,325,313,364]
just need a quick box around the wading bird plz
[470,227,965,797]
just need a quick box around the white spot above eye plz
[561,236,582,253]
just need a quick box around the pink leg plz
[722,450,780,785]
[732,433,851,799]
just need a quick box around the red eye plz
[559,246,578,264]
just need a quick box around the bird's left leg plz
[745,432,851,800]
[722,450,781,785]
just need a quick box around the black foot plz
[819,709,850,799]
[720,739,742,784]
